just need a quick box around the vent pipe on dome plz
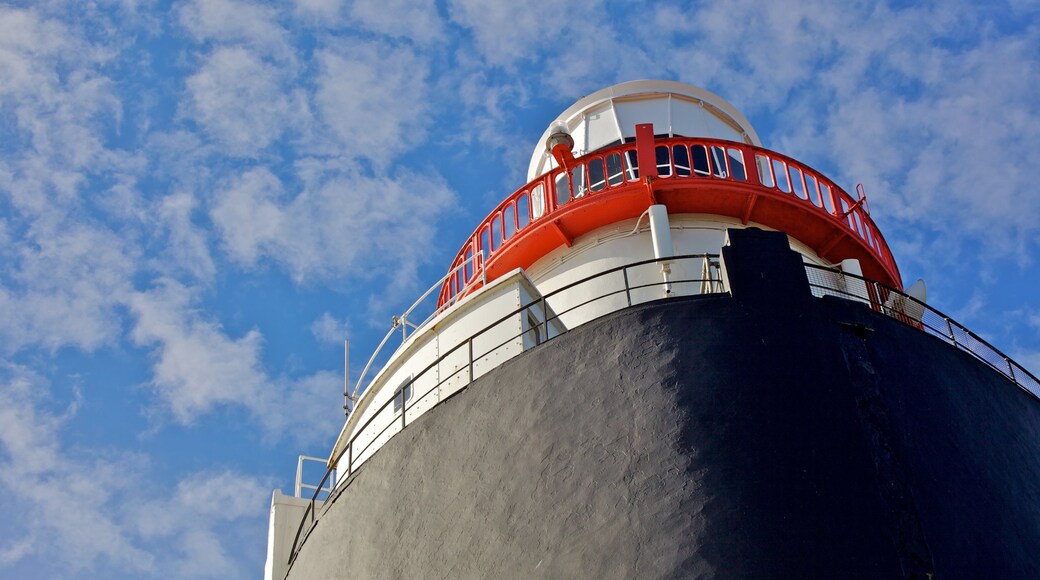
[545,121,576,169]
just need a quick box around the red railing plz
[438,137,900,307]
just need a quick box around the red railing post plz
[437,137,902,306]
[744,145,761,187]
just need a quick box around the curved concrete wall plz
[287,232,1040,579]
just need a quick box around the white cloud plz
[314,41,431,163]
[0,364,270,578]
[210,162,455,284]
[446,0,571,66]
[311,312,350,345]
[0,364,153,572]
[293,0,346,20]
[184,46,296,156]
[265,369,346,445]
[292,0,444,44]
[0,7,126,213]
[630,0,1040,277]
[157,192,217,281]
[128,280,269,423]
[178,0,292,60]
[0,221,136,354]
[0,8,105,99]
[127,279,345,442]
[0,8,145,356]
[206,166,285,266]
[348,0,446,45]
[129,470,270,578]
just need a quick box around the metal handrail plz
[438,137,900,307]
[286,254,726,569]
[287,258,1040,572]
[294,455,334,498]
[804,264,1040,400]
[349,252,486,411]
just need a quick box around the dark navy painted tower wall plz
[287,230,1040,579]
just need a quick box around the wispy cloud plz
[178,0,293,61]
[183,46,298,157]
[635,0,1040,275]
[0,364,268,578]
[0,221,135,354]
[347,0,447,45]
[313,40,433,163]
[128,280,269,423]
[127,279,345,443]
[310,312,350,345]
[2,1,1040,577]
[128,470,270,578]
[446,0,579,67]
[0,365,144,571]
[210,162,455,284]
[156,192,217,281]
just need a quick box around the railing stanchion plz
[292,259,1040,567]
[541,296,548,341]
[468,338,474,384]
[622,266,632,307]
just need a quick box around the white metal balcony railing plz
[286,256,1040,569]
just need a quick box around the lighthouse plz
[266,81,1040,579]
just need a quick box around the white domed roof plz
[528,80,761,180]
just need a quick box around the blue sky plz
[1,0,1039,577]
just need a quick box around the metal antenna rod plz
[343,339,350,417]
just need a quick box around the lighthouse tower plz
[267,81,1040,579]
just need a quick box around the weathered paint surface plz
[288,231,1040,579]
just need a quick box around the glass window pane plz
[555,172,569,206]
[673,145,691,177]
[692,145,710,176]
[490,214,500,250]
[588,158,606,191]
[656,145,671,177]
[756,154,774,187]
[394,383,412,412]
[727,148,746,181]
[504,204,515,240]
[480,225,490,258]
[772,159,791,192]
[841,199,854,228]
[572,165,587,198]
[531,184,545,218]
[624,150,639,181]
[606,153,624,185]
[819,183,834,213]
[517,193,531,229]
[804,174,821,207]
[790,166,807,200]
[711,146,727,177]
[464,248,473,282]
